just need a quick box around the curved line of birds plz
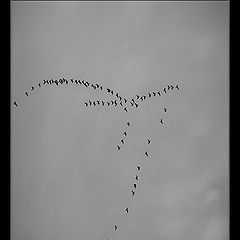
[13,77,180,239]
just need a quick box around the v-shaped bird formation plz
[13,76,180,239]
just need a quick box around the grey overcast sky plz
[11,2,228,240]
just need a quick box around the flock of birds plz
[13,76,180,239]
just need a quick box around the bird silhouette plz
[75,80,79,84]
[13,101,18,107]
[111,90,114,95]
[130,102,134,106]
[140,96,144,101]
[147,139,151,144]
[135,103,139,108]
[123,131,127,136]
[164,108,167,112]
[70,79,74,83]
[89,100,92,106]
[136,94,140,99]
[116,93,119,98]
[152,91,156,96]
[121,139,124,144]
[124,107,128,112]
[170,84,174,90]
[97,100,100,105]
[38,83,41,87]
[131,191,135,196]
[136,175,139,181]
[133,183,137,189]
[137,166,141,170]
[107,88,111,93]
[145,151,149,157]
[124,98,127,103]
[157,91,161,96]
[176,85,179,90]
[100,86,103,90]
[163,88,167,93]
[148,93,151,97]
[167,85,171,91]
[25,92,28,96]
[96,83,99,88]
[119,96,122,101]
[125,208,129,213]
[160,118,163,124]
[54,80,59,86]
[127,122,130,126]
[107,102,110,106]
[114,225,118,230]
[31,86,34,91]
[117,145,120,150]
[93,101,96,106]
[102,101,105,106]
[120,101,123,106]
[84,102,88,106]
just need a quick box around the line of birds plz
[112,136,152,235]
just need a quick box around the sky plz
[11,2,229,240]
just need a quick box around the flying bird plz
[176,85,179,90]
[93,101,96,106]
[124,98,127,103]
[145,151,149,157]
[96,83,99,88]
[135,103,139,108]
[116,93,119,98]
[25,92,28,96]
[38,83,41,87]
[97,100,100,105]
[70,79,74,83]
[119,96,122,101]
[127,122,130,126]
[125,208,129,213]
[136,175,139,181]
[133,183,137,189]
[121,139,124,144]
[167,85,171,91]
[131,191,135,196]
[89,100,92,106]
[107,102,110,106]
[120,101,123,106]
[54,80,59,86]
[31,86,34,91]
[152,91,156,96]
[160,118,163,124]
[117,145,120,150]
[130,102,134,106]
[137,166,141,171]
[163,88,167,93]
[111,90,114,95]
[136,94,140,99]
[114,225,118,230]
[148,93,151,97]
[164,108,167,112]
[107,88,111,93]
[147,139,151,144]
[123,131,127,136]
[124,107,128,112]
[170,84,174,90]
[157,91,161,96]
[102,101,105,106]
[100,86,103,90]
[13,101,18,107]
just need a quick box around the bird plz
[42,79,47,85]
[131,98,135,103]
[136,94,140,99]
[102,101,105,106]
[116,93,119,98]
[25,92,28,96]
[121,139,124,144]
[111,90,114,95]
[89,100,92,106]
[157,91,161,96]
[147,139,151,144]
[100,86,103,90]
[130,102,134,106]
[131,191,135,196]
[125,208,129,213]
[97,100,100,105]
[137,166,141,171]
[70,79,74,83]
[107,102,110,106]
[114,225,118,230]
[145,151,149,157]
[160,118,163,124]
[117,145,120,150]
[65,80,69,85]
[120,101,123,106]
[176,84,179,90]
[170,84,174,90]
[38,83,41,87]
[124,98,127,103]
[78,80,82,84]
[107,88,111,93]
[164,108,167,112]
[136,175,139,181]
[123,131,127,136]
[84,102,88,106]
[148,93,151,97]
[133,183,137,189]
[163,88,167,93]
[140,97,144,101]
[93,101,96,106]
[75,80,79,84]
[167,85,171,91]
[135,103,139,108]
[13,101,18,107]
[119,96,122,101]
[143,95,146,100]
[124,107,128,112]
[31,86,34,91]
[127,122,130,126]
[54,80,59,86]
[96,83,99,88]
[152,91,156,96]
